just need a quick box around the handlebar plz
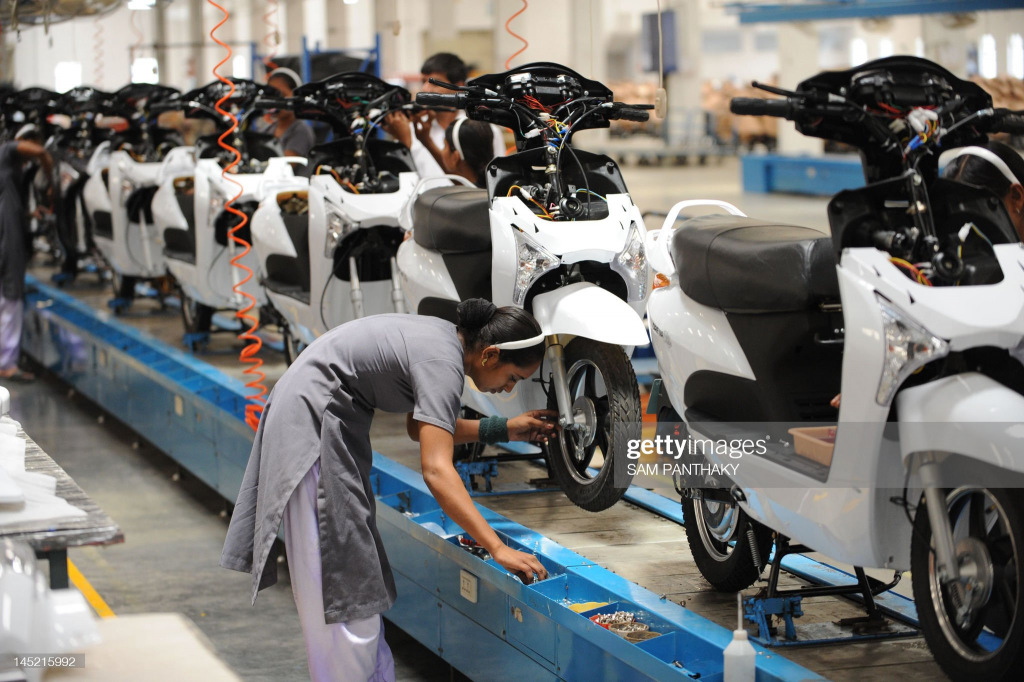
[609,106,650,123]
[254,97,290,110]
[991,108,1024,135]
[414,92,467,108]
[730,97,794,119]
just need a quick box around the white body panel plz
[250,171,419,345]
[159,157,299,310]
[647,217,1024,570]
[93,151,168,279]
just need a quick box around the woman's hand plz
[491,545,548,584]
[507,410,558,443]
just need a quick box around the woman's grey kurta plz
[0,142,27,301]
[220,314,465,624]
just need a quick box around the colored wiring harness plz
[890,257,933,286]
[209,0,267,432]
[504,0,528,70]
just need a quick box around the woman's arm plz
[417,422,548,584]
[406,410,556,445]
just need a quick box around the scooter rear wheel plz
[912,487,1024,682]
[543,338,640,512]
[282,327,307,366]
[682,492,771,592]
[179,291,214,335]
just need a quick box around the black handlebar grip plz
[992,109,1024,135]
[730,97,792,118]
[613,107,650,123]
[415,92,466,108]
[254,97,289,109]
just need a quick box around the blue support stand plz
[106,297,132,315]
[744,595,803,643]
[183,332,211,354]
[50,272,75,287]
[456,458,500,493]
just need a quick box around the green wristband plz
[478,416,509,445]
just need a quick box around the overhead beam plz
[726,0,1024,25]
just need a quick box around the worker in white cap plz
[267,67,316,176]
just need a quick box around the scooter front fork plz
[918,453,960,583]
[545,338,588,434]
[389,257,405,314]
[349,256,364,319]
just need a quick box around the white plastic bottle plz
[723,593,756,682]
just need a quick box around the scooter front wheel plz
[544,338,640,512]
[912,487,1024,682]
[282,327,307,366]
[179,291,214,336]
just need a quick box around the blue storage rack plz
[741,154,864,196]
[20,275,826,681]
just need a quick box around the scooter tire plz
[543,338,640,512]
[682,493,771,592]
[911,488,1024,682]
[179,291,214,335]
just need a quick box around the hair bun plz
[456,299,497,330]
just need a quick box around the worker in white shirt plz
[383,53,507,178]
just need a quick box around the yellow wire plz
[508,184,552,219]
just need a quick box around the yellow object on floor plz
[569,601,609,613]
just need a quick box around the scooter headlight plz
[875,294,949,406]
[513,229,560,306]
[324,208,355,258]
[611,221,648,301]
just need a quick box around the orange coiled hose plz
[262,0,280,71]
[209,0,267,432]
[504,0,529,70]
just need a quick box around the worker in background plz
[414,117,495,188]
[266,67,315,176]
[0,136,54,383]
[382,53,507,178]
[221,299,554,682]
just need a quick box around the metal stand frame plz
[745,535,918,646]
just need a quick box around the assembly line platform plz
[20,267,946,681]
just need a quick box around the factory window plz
[233,55,252,80]
[979,34,998,78]
[54,61,82,93]
[915,37,925,58]
[1009,34,1024,79]
[131,58,160,84]
[850,38,868,67]
[879,38,894,59]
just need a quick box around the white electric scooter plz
[81,84,182,308]
[152,79,297,349]
[646,57,1024,680]
[249,72,416,363]
[398,64,652,511]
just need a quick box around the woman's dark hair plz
[943,140,1024,197]
[457,298,545,367]
[445,119,494,188]
[421,53,469,84]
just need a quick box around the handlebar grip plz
[254,97,289,109]
[415,92,466,108]
[730,97,793,118]
[992,109,1024,135]
[612,107,650,123]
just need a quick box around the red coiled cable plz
[209,0,267,432]
[504,0,529,70]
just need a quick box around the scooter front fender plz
[898,372,1024,474]
[531,282,649,346]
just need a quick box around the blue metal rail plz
[726,0,1024,24]
[21,275,825,681]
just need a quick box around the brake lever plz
[752,81,799,98]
